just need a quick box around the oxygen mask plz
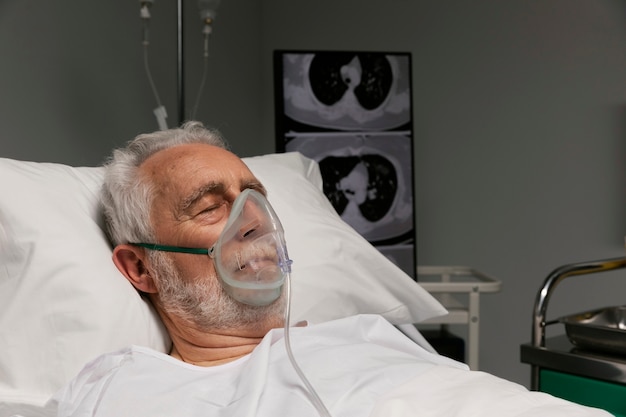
[133,189,291,306]
[209,188,292,306]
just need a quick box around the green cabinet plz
[540,369,626,417]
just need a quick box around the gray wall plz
[2,0,626,387]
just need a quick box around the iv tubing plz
[283,272,332,417]
[143,42,164,110]
[191,32,210,121]
[142,18,168,130]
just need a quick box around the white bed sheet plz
[11,314,610,417]
[370,366,611,417]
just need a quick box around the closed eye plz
[195,201,228,224]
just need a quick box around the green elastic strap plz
[132,242,210,255]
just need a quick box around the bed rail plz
[530,256,626,390]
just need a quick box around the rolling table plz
[417,266,501,370]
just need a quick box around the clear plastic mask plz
[208,188,292,306]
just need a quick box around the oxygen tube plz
[283,270,332,417]
[213,189,331,415]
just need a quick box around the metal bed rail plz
[530,256,626,390]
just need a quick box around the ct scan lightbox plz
[274,50,416,279]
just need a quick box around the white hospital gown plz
[48,315,611,417]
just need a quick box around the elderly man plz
[102,122,286,367]
[49,122,612,417]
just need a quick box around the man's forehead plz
[140,143,258,198]
[143,144,244,175]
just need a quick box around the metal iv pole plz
[177,0,185,125]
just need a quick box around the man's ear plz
[112,244,158,294]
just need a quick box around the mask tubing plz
[283,272,332,417]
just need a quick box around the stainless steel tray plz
[559,306,626,356]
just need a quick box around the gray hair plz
[101,121,228,246]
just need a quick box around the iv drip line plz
[143,43,168,130]
[140,1,168,130]
[192,0,219,122]
[191,32,210,121]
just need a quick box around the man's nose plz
[238,200,264,239]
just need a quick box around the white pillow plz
[0,152,445,409]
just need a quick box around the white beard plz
[148,250,285,331]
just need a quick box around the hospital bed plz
[0,152,610,416]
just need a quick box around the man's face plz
[139,143,285,330]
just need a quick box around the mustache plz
[224,241,280,277]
